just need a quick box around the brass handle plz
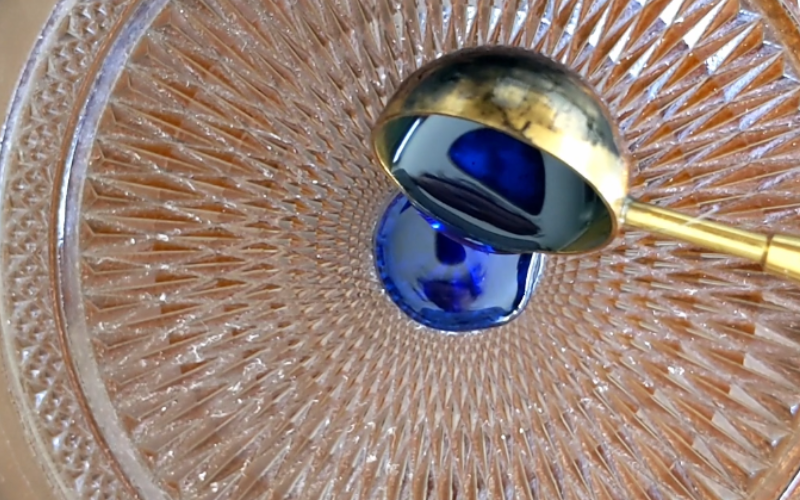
[623,198,800,282]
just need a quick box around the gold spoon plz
[371,46,800,283]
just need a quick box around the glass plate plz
[2,0,800,498]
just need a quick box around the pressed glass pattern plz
[2,0,800,499]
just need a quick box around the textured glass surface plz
[2,0,800,499]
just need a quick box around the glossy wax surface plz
[375,193,543,332]
[386,115,609,253]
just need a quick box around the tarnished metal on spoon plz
[371,46,800,283]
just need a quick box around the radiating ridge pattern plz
[67,0,800,498]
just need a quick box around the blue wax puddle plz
[375,194,543,332]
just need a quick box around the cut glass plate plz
[2,0,800,498]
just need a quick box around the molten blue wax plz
[375,193,542,332]
[448,128,546,214]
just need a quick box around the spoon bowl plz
[372,46,800,282]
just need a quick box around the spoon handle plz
[622,198,800,283]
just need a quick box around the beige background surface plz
[0,0,53,117]
[0,1,62,499]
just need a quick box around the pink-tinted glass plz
[2,0,800,499]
